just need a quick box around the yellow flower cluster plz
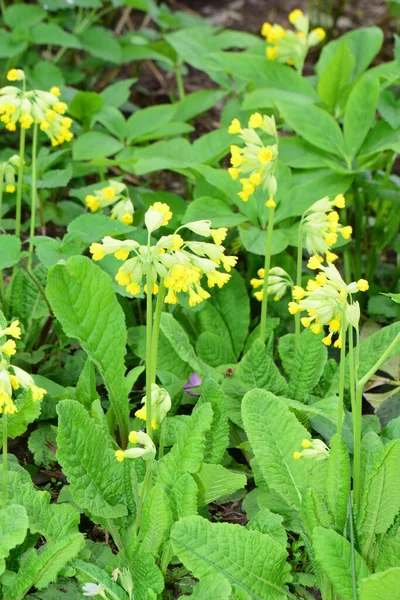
[293,438,329,461]
[0,320,46,414]
[0,154,20,194]
[89,203,237,307]
[228,113,278,207]
[262,10,326,69]
[302,194,352,269]
[135,384,171,430]
[288,264,369,347]
[85,180,134,225]
[250,267,292,302]
[0,69,73,146]
[115,430,156,462]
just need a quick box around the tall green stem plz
[0,169,5,310]
[295,221,303,348]
[150,280,165,384]
[14,127,26,240]
[348,327,356,415]
[337,316,347,437]
[145,266,153,439]
[353,331,400,507]
[28,124,38,270]
[134,458,153,534]
[2,414,7,509]
[259,205,275,343]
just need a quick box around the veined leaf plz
[171,516,291,599]
[0,389,41,440]
[170,473,198,520]
[0,505,28,574]
[72,560,129,600]
[242,389,314,511]
[76,358,98,409]
[360,567,400,600]
[47,256,129,443]
[197,379,229,464]
[313,527,370,600]
[57,400,127,519]
[246,508,287,548]
[5,533,84,600]
[194,463,246,506]
[344,74,380,160]
[376,531,400,572]
[325,433,351,533]
[130,547,164,600]
[188,575,231,599]
[287,328,326,402]
[139,484,173,556]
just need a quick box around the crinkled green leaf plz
[0,390,41,440]
[139,484,173,556]
[194,463,246,506]
[325,433,351,533]
[287,328,326,402]
[0,504,28,574]
[197,379,229,464]
[188,574,231,599]
[170,473,198,520]
[72,560,129,600]
[360,568,400,600]
[0,234,22,269]
[246,508,287,548]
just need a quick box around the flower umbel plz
[115,430,156,462]
[251,267,292,302]
[85,180,134,225]
[293,438,329,461]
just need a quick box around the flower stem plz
[295,221,303,348]
[150,280,165,384]
[145,266,153,439]
[28,124,38,270]
[0,168,5,310]
[337,316,347,437]
[134,458,153,534]
[14,127,26,240]
[259,205,275,343]
[2,414,7,509]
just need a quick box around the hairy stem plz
[337,316,347,436]
[259,205,275,343]
[2,414,7,509]
[145,266,153,439]
[28,124,38,270]
[295,221,303,348]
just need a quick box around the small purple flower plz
[183,373,202,396]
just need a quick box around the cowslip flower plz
[90,204,237,307]
[288,263,369,347]
[228,113,278,207]
[115,430,156,462]
[135,384,171,430]
[262,10,326,70]
[10,366,47,401]
[0,369,18,415]
[250,267,292,301]
[82,582,107,597]
[85,180,134,225]
[293,438,329,461]
[0,69,73,145]
[0,155,20,194]
[302,194,352,269]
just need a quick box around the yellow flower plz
[301,439,312,449]
[114,249,130,261]
[211,228,227,246]
[9,375,19,390]
[228,118,241,134]
[293,451,302,460]
[292,286,305,300]
[115,450,125,462]
[1,339,16,357]
[248,113,263,128]
[89,243,105,261]
[85,195,100,212]
[307,255,324,270]
[7,68,24,81]
[322,335,332,346]
[333,194,345,209]
[261,22,272,37]
[228,167,239,180]
[172,234,184,250]
[149,202,172,227]
[144,282,159,295]
[31,384,47,402]
[257,147,273,164]
[301,317,311,327]
[19,113,34,129]
[238,191,249,202]
[325,232,337,246]
[250,172,262,186]
[5,320,21,339]
[328,319,341,332]
[311,323,323,334]
[5,184,15,193]
[288,9,303,24]
[265,197,276,208]
[50,86,61,97]
[357,279,369,292]
[121,213,133,225]
[135,405,147,421]
[165,289,178,304]
[313,27,326,41]
[126,282,141,295]
[326,251,338,263]
[266,45,278,60]
[53,101,68,114]
[101,186,115,201]
[341,226,352,240]
[288,301,301,315]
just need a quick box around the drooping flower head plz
[89,203,237,308]
[262,10,326,70]
[250,267,292,302]
[0,69,73,145]
[115,430,156,463]
[85,180,134,225]
[135,384,171,430]
[288,263,368,347]
[82,582,107,597]
[293,438,329,462]
[227,113,278,207]
[0,154,20,194]
[302,194,352,269]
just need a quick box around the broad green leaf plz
[177,90,226,121]
[139,484,173,556]
[10,265,50,326]
[242,389,314,511]
[5,533,84,600]
[57,400,127,519]
[96,106,127,141]
[317,42,355,112]
[188,575,231,599]
[275,95,347,159]
[358,440,400,558]
[69,91,104,123]
[129,547,164,600]
[0,31,27,59]
[79,26,122,63]
[192,129,232,164]
[36,165,73,189]
[67,213,132,245]
[0,234,22,269]
[279,137,335,169]
[183,196,247,228]
[196,302,235,359]
[239,225,289,256]
[28,423,57,468]
[73,131,123,160]
[47,256,129,441]
[278,334,295,378]
[325,434,350,533]
[376,531,400,572]
[287,328,326,402]
[31,23,81,48]
[197,379,229,464]
[194,463,246,506]
[360,568,400,600]
[156,403,213,490]
[359,120,400,156]
[0,505,28,574]
[0,390,41,440]
[100,78,136,108]
[223,341,288,427]
[344,75,380,160]
[126,104,177,143]
[247,508,287,547]
[76,358,98,409]
[171,516,291,599]
[378,90,400,129]
[196,331,235,367]
[313,527,370,600]
[170,473,198,520]
[72,560,129,600]
[28,579,83,600]
[4,4,45,28]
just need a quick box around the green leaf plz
[194,463,246,506]
[239,225,289,256]
[0,31,27,59]
[242,389,314,512]
[183,196,247,228]
[325,433,350,533]
[0,390,41,440]
[376,531,400,572]
[360,568,400,600]
[223,341,288,427]
[79,26,122,63]
[0,234,22,269]
[343,75,380,160]
[196,332,235,367]
[73,131,123,160]
[359,120,400,156]
[177,90,226,121]
[317,42,355,112]
[57,400,127,519]
[100,78,136,108]
[36,165,73,189]
[170,473,198,520]
[378,90,400,129]
[69,91,104,123]
[126,104,177,143]
[187,575,231,599]
[96,106,126,141]
[31,23,81,48]
[275,95,347,159]
[287,328,327,402]
[76,358,98,408]
[129,547,164,600]
[279,137,335,169]
[313,527,370,600]
[28,423,57,468]
[171,515,291,599]
[0,505,28,575]
[5,533,84,600]
[67,213,132,245]
[46,256,129,441]
[357,440,400,558]
[139,484,173,556]
[72,560,129,600]
[246,508,287,548]
[4,4,45,28]
[197,379,229,464]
